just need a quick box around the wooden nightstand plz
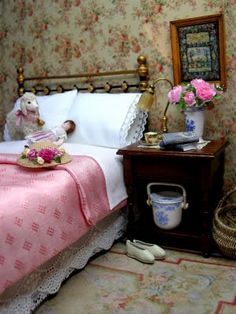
[117,139,228,256]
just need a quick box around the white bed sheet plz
[0,140,127,210]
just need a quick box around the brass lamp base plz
[162,115,168,133]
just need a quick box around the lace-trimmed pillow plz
[66,93,147,148]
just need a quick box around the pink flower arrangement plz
[21,146,65,165]
[168,79,223,111]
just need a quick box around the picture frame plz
[170,14,226,89]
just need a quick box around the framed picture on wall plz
[170,14,226,89]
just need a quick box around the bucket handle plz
[147,182,188,209]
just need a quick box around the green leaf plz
[54,156,61,163]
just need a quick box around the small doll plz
[25,120,76,146]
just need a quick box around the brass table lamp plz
[137,78,173,133]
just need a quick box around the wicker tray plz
[212,186,236,259]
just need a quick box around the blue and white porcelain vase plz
[184,108,205,143]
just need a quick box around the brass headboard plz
[17,55,149,96]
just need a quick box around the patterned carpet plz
[35,242,236,314]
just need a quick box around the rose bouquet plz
[167,79,223,111]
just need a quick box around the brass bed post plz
[17,67,25,96]
[137,55,149,92]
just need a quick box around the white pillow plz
[4,90,77,141]
[66,93,148,148]
[37,89,77,129]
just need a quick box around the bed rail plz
[17,55,149,96]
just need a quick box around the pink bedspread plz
[0,153,110,295]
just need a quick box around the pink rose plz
[27,149,38,161]
[183,92,195,106]
[191,79,216,102]
[38,148,56,163]
[51,147,63,157]
[196,85,216,102]
[190,78,206,88]
[168,85,183,104]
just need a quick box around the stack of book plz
[159,132,200,151]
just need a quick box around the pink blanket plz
[0,154,110,294]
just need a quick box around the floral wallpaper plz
[0,0,236,190]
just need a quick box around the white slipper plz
[126,240,155,264]
[133,239,166,260]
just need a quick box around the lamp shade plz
[137,85,155,112]
[136,78,173,133]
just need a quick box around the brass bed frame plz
[17,55,149,96]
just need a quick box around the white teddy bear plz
[6,92,45,140]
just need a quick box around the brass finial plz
[56,85,63,93]
[17,67,25,96]
[44,86,50,95]
[121,81,128,92]
[87,83,95,93]
[104,82,112,92]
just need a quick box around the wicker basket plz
[212,186,236,259]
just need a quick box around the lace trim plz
[0,209,127,314]
[119,95,148,146]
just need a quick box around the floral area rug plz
[35,242,236,314]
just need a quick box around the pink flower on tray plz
[27,148,38,160]
[38,148,57,163]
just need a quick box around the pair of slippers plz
[126,239,166,264]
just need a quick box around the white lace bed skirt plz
[0,208,127,314]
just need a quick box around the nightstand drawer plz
[132,157,199,179]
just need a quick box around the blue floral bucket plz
[147,183,188,230]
